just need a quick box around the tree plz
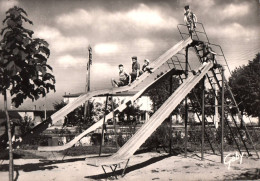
[53,100,67,112]
[0,6,55,181]
[145,71,182,151]
[189,82,219,117]
[228,53,260,126]
[147,71,180,113]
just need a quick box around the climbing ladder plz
[176,22,259,158]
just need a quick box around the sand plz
[0,151,260,181]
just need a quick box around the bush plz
[142,121,172,151]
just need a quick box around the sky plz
[0,0,259,110]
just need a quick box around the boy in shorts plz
[112,64,131,87]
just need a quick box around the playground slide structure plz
[38,68,182,151]
[51,37,192,125]
[38,37,192,151]
[85,61,214,167]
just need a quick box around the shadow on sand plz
[225,168,260,180]
[85,154,172,180]
[0,157,86,172]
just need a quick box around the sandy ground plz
[0,151,260,181]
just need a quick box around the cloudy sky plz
[0,0,259,110]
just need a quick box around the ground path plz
[0,151,259,180]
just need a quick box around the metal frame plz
[175,22,259,161]
[166,54,218,155]
[101,159,130,179]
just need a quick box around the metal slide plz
[50,37,192,125]
[38,38,192,151]
[85,62,213,166]
[39,68,180,151]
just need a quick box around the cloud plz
[55,4,178,33]
[133,38,155,52]
[221,3,250,20]
[35,26,60,39]
[126,4,178,30]
[91,63,118,89]
[35,26,88,53]
[56,9,92,29]
[56,55,86,68]
[94,43,119,55]
[207,23,257,38]
[0,0,19,12]
[183,0,215,11]
[92,62,115,76]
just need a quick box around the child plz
[130,56,140,82]
[112,64,131,87]
[192,44,217,75]
[184,5,197,37]
[141,59,153,74]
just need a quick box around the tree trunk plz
[4,91,13,181]
[240,111,244,128]
[258,115,260,127]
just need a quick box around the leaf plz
[39,46,50,57]
[34,54,47,62]
[1,27,10,36]
[18,7,28,16]
[5,39,15,50]
[22,37,30,46]
[6,61,22,76]
[12,93,25,108]
[2,29,12,38]
[45,64,53,71]
[21,15,33,25]
[46,83,55,92]
[13,48,19,55]
[39,87,46,97]
[42,73,54,81]
[34,38,49,47]
[2,15,11,24]
[19,50,28,60]
[36,65,43,73]
[7,19,16,28]
[23,28,34,37]
[0,58,9,65]
[33,79,43,86]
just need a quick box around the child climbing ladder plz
[184,5,197,37]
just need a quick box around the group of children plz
[112,56,153,87]
[112,5,218,87]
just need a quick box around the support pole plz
[87,45,92,92]
[201,43,207,160]
[44,96,47,120]
[214,84,219,128]
[201,76,205,160]
[99,94,108,156]
[169,74,173,154]
[111,95,119,149]
[185,46,189,158]
[84,46,92,122]
[221,67,225,163]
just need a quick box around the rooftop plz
[63,91,149,98]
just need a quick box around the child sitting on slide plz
[112,64,131,87]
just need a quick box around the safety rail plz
[177,22,210,43]
[178,22,231,76]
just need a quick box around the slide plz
[50,37,192,125]
[25,37,192,148]
[38,68,184,151]
[85,61,213,166]
[38,38,192,151]
[22,37,192,146]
